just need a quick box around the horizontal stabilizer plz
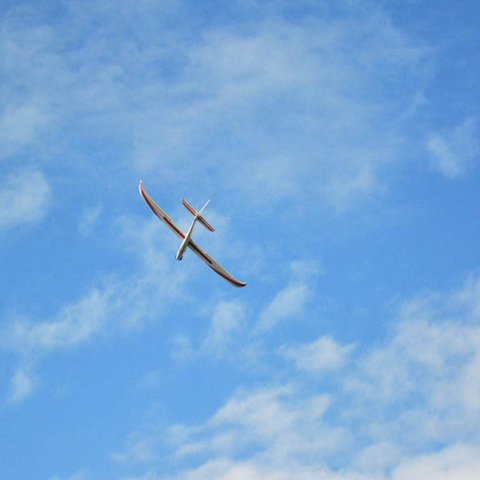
[182,199,215,232]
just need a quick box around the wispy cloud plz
[0,1,430,211]
[203,301,247,353]
[0,101,51,159]
[392,444,480,480]
[0,170,51,229]
[171,384,343,463]
[5,288,113,354]
[155,11,427,210]
[346,280,480,447]
[256,283,309,333]
[119,275,480,479]
[426,118,479,178]
[280,335,354,374]
[111,432,156,465]
[6,368,35,405]
[169,262,318,365]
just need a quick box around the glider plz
[139,181,247,288]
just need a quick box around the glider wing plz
[187,239,247,288]
[138,180,185,240]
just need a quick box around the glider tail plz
[182,199,215,232]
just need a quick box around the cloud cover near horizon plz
[1,1,480,479]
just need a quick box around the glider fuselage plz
[176,217,197,260]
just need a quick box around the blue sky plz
[1,0,480,478]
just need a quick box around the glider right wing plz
[138,180,185,240]
[187,239,247,288]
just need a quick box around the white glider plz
[139,181,247,288]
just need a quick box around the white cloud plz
[146,276,480,480]
[6,288,113,353]
[169,14,427,210]
[345,278,480,448]
[280,335,354,374]
[171,385,346,463]
[171,335,196,363]
[256,283,309,333]
[289,260,323,280]
[0,2,429,211]
[203,301,246,352]
[6,368,35,404]
[171,459,362,480]
[172,446,480,480]
[0,101,50,158]
[111,432,156,464]
[392,444,480,480]
[427,118,479,178]
[353,441,401,474]
[0,170,51,229]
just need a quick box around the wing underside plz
[139,181,247,288]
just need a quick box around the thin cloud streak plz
[427,118,479,178]
[0,170,51,229]
[256,283,310,333]
[6,368,35,405]
[280,335,354,374]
